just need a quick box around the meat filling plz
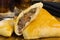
[18,8,36,33]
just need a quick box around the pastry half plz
[15,2,43,36]
[23,8,60,39]
[0,18,14,37]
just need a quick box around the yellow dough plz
[15,2,43,36]
[23,8,60,39]
[0,18,14,37]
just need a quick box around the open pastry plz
[23,8,60,39]
[15,2,43,36]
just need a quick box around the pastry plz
[15,2,43,36]
[23,8,60,39]
[0,18,14,37]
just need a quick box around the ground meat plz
[18,8,36,33]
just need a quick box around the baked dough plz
[0,18,14,37]
[15,2,43,36]
[23,8,60,39]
